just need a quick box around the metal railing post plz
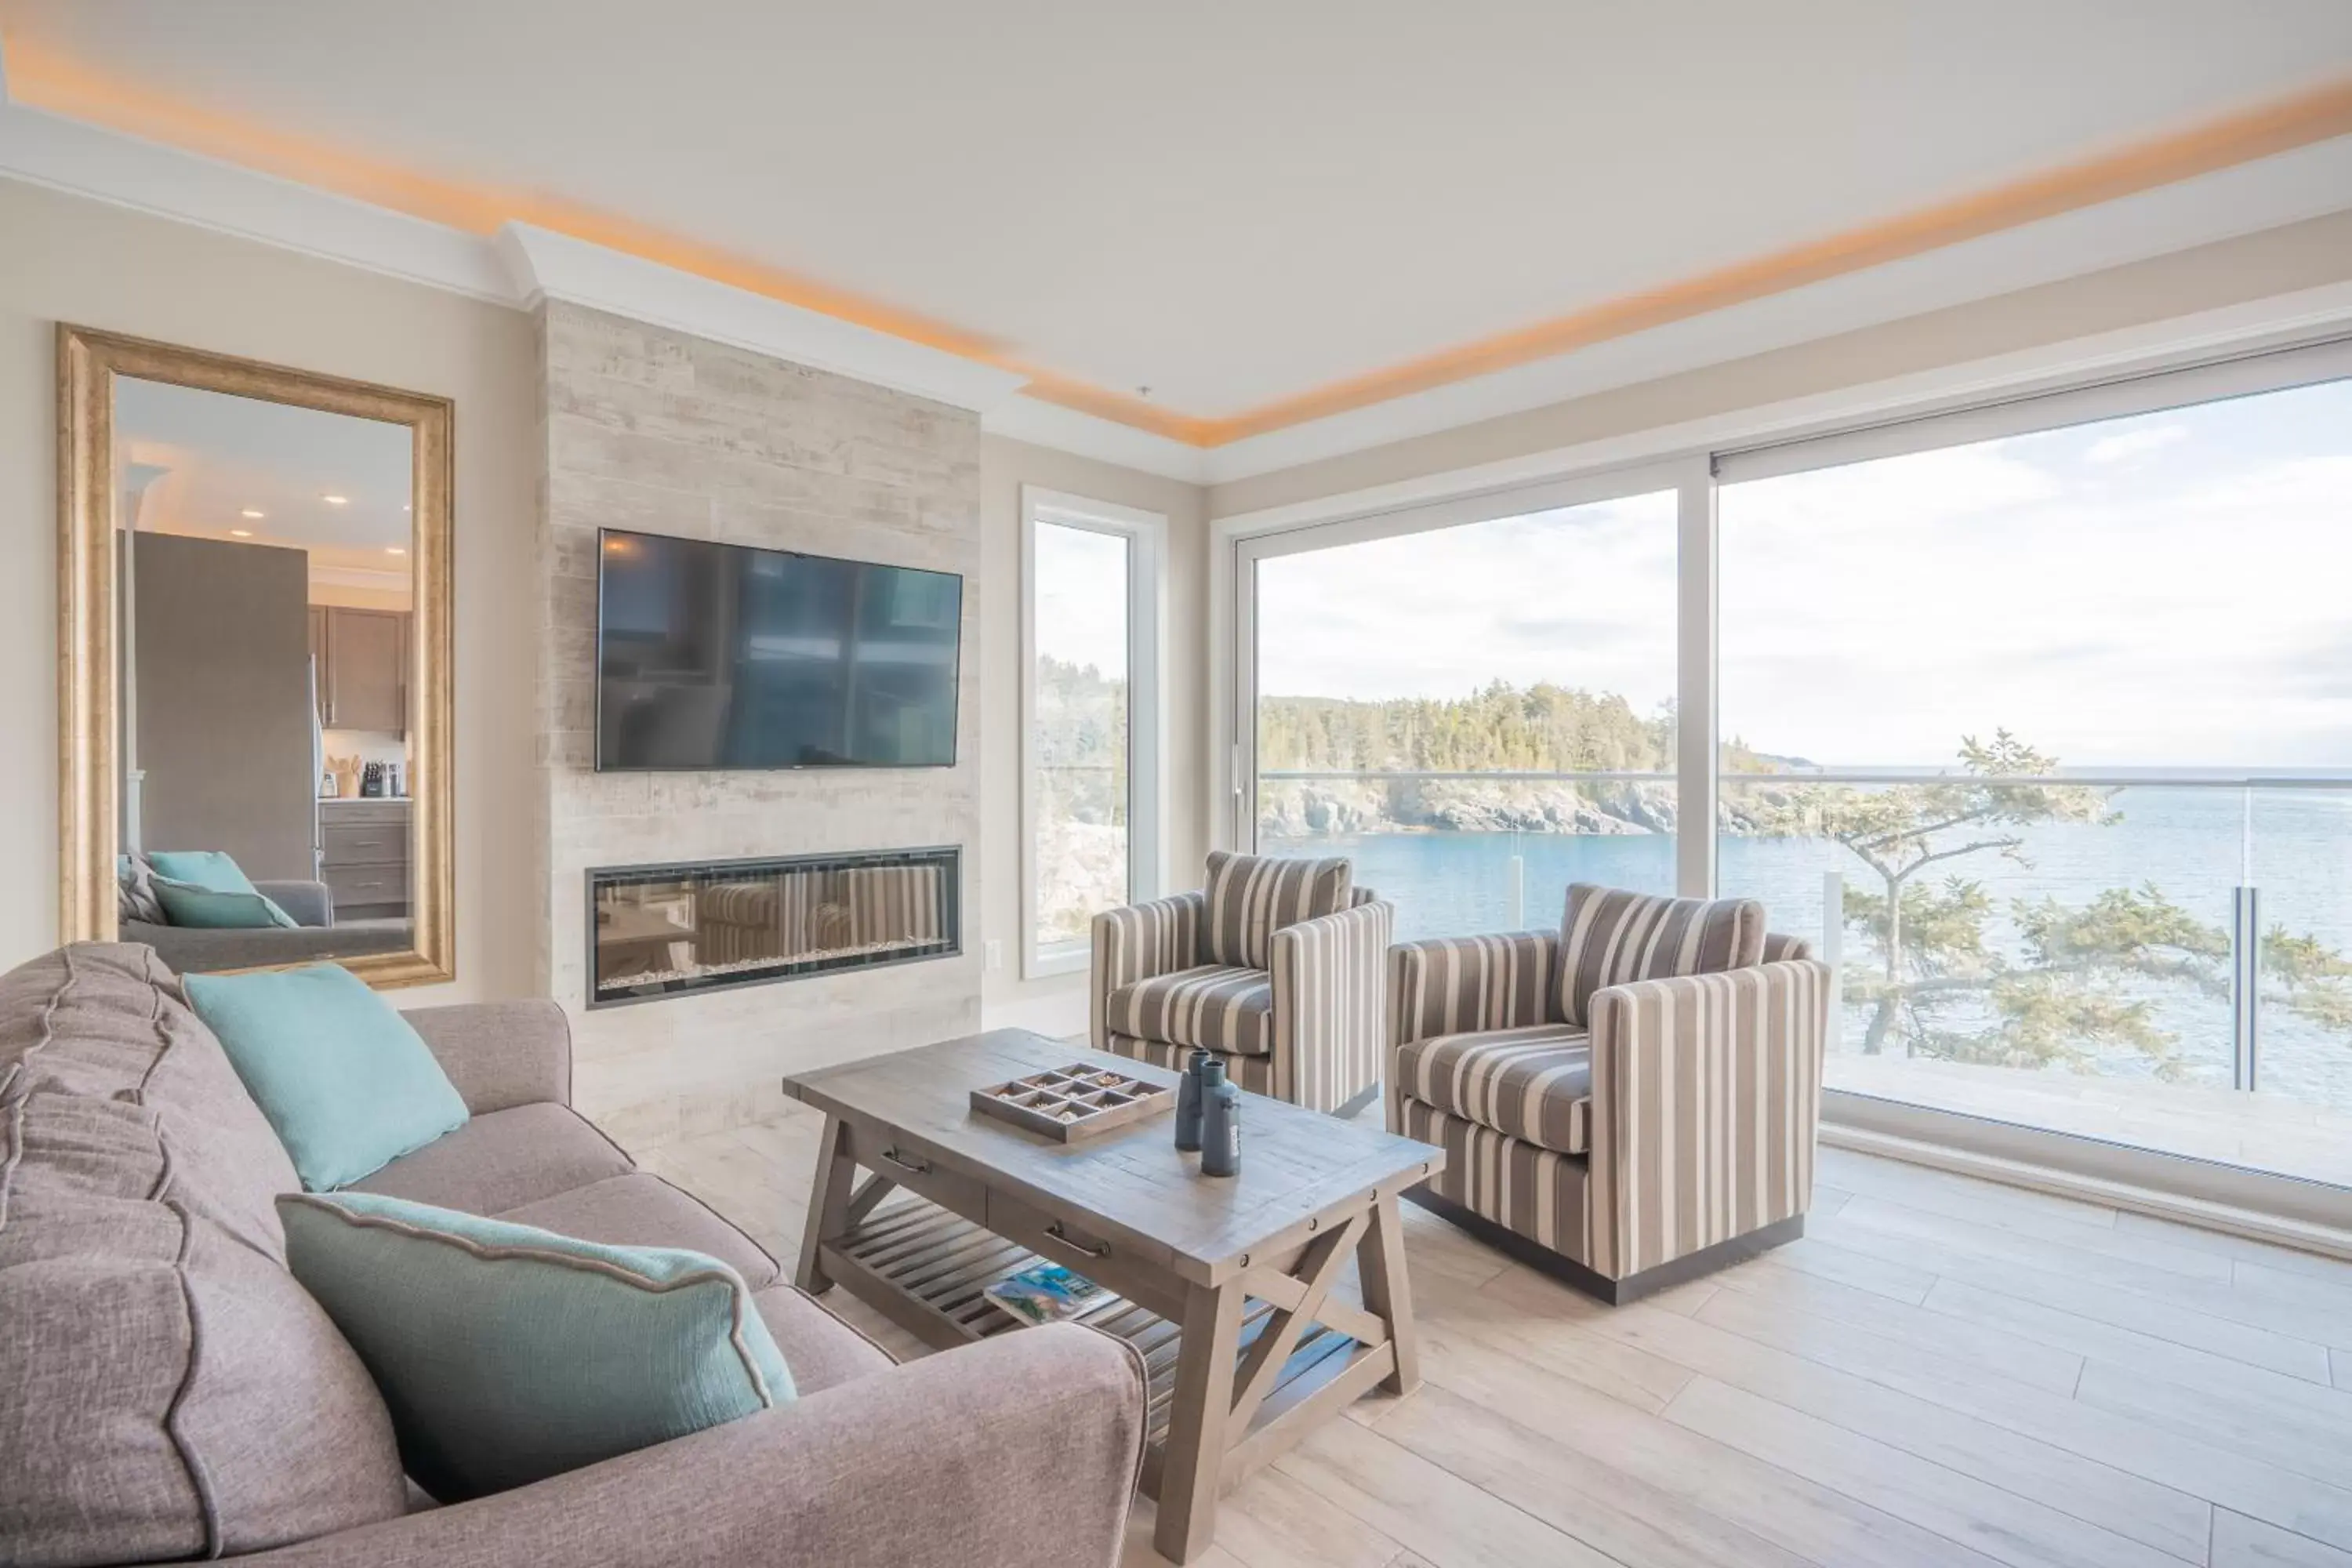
[2231,885,2260,1092]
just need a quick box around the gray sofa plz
[122,877,416,972]
[0,943,1147,1568]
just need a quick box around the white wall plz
[978,436,1210,1036]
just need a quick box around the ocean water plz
[1267,786,2352,1114]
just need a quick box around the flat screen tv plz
[595,528,962,771]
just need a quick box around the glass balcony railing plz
[1258,766,2352,1187]
[1719,771,2352,1187]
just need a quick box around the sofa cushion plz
[1105,964,1274,1055]
[349,1102,633,1215]
[0,944,407,1563]
[495,1173,782,1289]
[154,875,300,929]
[184,964,470,1191]
[1202,850,1352,968]
[282,1192,795,1504]
[751,1283,895,1394]
[1395,1022,1592,1156]
[1557,884,1766,1027]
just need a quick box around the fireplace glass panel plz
[589,847,959,1006]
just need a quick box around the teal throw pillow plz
[183,964,468,1190]
[146,848,260,895]
[154,876,299,930]
[279,1192,795,1501]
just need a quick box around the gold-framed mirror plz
[58,326,454,988]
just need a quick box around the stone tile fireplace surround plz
[535,303,983,1149]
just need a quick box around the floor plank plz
[2212,1509,2352,1567]
[1664,1375,2189,1568]
[1276,1417,1622,1568]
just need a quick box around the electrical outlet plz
[985,939,1004,971]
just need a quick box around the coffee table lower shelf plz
[815,1195,1392,1499]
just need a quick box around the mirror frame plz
[58,325,456,988]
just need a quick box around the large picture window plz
[1022,489,1162,976]
[1715,366,2352,1186]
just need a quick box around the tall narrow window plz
[1023,489,1162,976]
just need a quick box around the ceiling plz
[7,2,2352,448]
[116,376,414,593]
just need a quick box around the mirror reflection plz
[114,376,419,971]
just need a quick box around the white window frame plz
[1227,457,1716,895]
[1021,486,1166,979]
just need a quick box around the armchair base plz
[1406,1188,1804,1305]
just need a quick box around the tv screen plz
[595,528,962,771]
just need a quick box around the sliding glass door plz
[1715,371,2352,1185]
[1242,480,1679,941]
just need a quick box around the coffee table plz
[782,1028,1445,1563]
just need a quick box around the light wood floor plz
[643,1104,2352,1568]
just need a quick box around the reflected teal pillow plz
[146,848,260,895]
[279,1192,795,1501]
[183,965,467,1190]
[154,876,299,930]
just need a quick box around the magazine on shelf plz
[983,1261,1121,1327]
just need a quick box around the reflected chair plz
[1388,882,1831,1303]
[1091,850,1393,1115]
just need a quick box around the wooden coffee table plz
[782,1029,1444,1563]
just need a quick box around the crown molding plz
[1211,276,2352,535]
[0,96,514,299]
[495,223,1026,415]
[980,394,1205,481]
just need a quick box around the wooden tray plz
[970,1063,1173,1142]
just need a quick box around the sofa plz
[1091,851,1392,1116]
[119,874,415,971]
[1388,884,1832,1304]
[0,943,1147,1568]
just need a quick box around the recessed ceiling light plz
[321,494,349,506]
[386,546,407,556]
[240,508,265,519]
[230,528,254,538]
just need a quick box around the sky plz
[1033,521,1131,678]
[1249,377,2352,771]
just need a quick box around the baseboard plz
[1403,1187,1805,1305]
[1820,1121,2352,1263]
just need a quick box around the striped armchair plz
[1091,851,1393,1116]
[1388,883,1831,1304]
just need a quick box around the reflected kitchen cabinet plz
[314,605,409,735]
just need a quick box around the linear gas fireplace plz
[587,846,960,1007]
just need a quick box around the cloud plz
[2082,424,2188,465]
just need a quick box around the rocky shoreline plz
[1258,778,1788,837]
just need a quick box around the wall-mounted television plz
[595,528,962,771]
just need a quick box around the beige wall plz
[1209,209,2352,518]
[978,436,1210,1034]
[0,176,539,1002]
